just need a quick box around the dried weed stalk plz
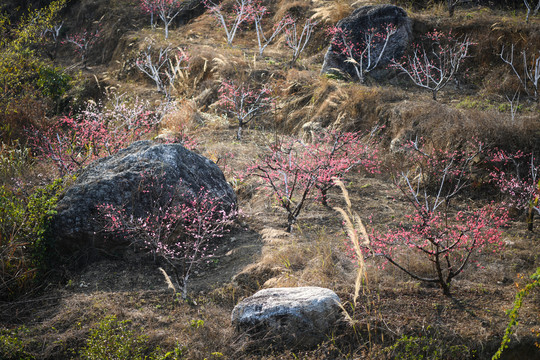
[332,178,370,308]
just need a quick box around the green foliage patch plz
[0,326,34,360]
[80,315,188,360]
[0,177,67,299]
[384,331,471,359]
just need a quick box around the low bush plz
[0,326,34,360]
[383,331,470,360]
[0,178,67,300]
[80,315,187,360]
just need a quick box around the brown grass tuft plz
[274,0,312,22]
[159,99,199,138]
[311,0,354,24]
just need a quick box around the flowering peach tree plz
[390,30,473,100]
[63,25,101,67]
[309,130,380,206]
[328,23,397,83]
[139,0,184,38]
[203,0,256,45]
[364,139,508,296]
[28,96,178,175]
[98,175,237,299]
[139,0,158,28]
[218,80,273,140]
[250,131,380,232]
[490,149,539,231]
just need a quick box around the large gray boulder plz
[321,4,412,81]
[51,140,236,255]
[231,287,342,349]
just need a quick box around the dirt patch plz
[62,227,263,296]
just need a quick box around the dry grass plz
[310,0,354,24]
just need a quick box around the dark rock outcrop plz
[231,287,342,349]
[51,140,236,255]
[175,0,214,25]
[321,4,412,81]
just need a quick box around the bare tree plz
[136,44,189,99]
[391,31,473,100]
[524,0,540,22]
[500,45,540,101]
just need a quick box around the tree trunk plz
[448,0,455,17]
[527,204,535,232]
[237,121,243,140]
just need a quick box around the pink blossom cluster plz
[139,0,159,26]
[367,203,508,295]
[489,149,539,229]
[346,138,509,295]
[28,97,175,175]
[308,131,380,205]
[97,175,237,298]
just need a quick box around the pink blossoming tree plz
[362,139,508,296]
[63,25,101,67]
[490,149,540,231]
[98,175,237,299]
[328,23,397,83]
[28,96,179,175]
[250,131,380,232]
[218,80,273,140]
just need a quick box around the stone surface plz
[231,287,342,349]
[51,140,236,255]
[175,0,213,25]
[321,4,412,81]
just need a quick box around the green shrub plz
[0,177,66,299]
[0,1,68,143]
[80,316,149,360]
[80,316,187,360]
[492,267,540,360]
[384,331,470,359]
[37,66,71,100]
[0,326,34,360]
